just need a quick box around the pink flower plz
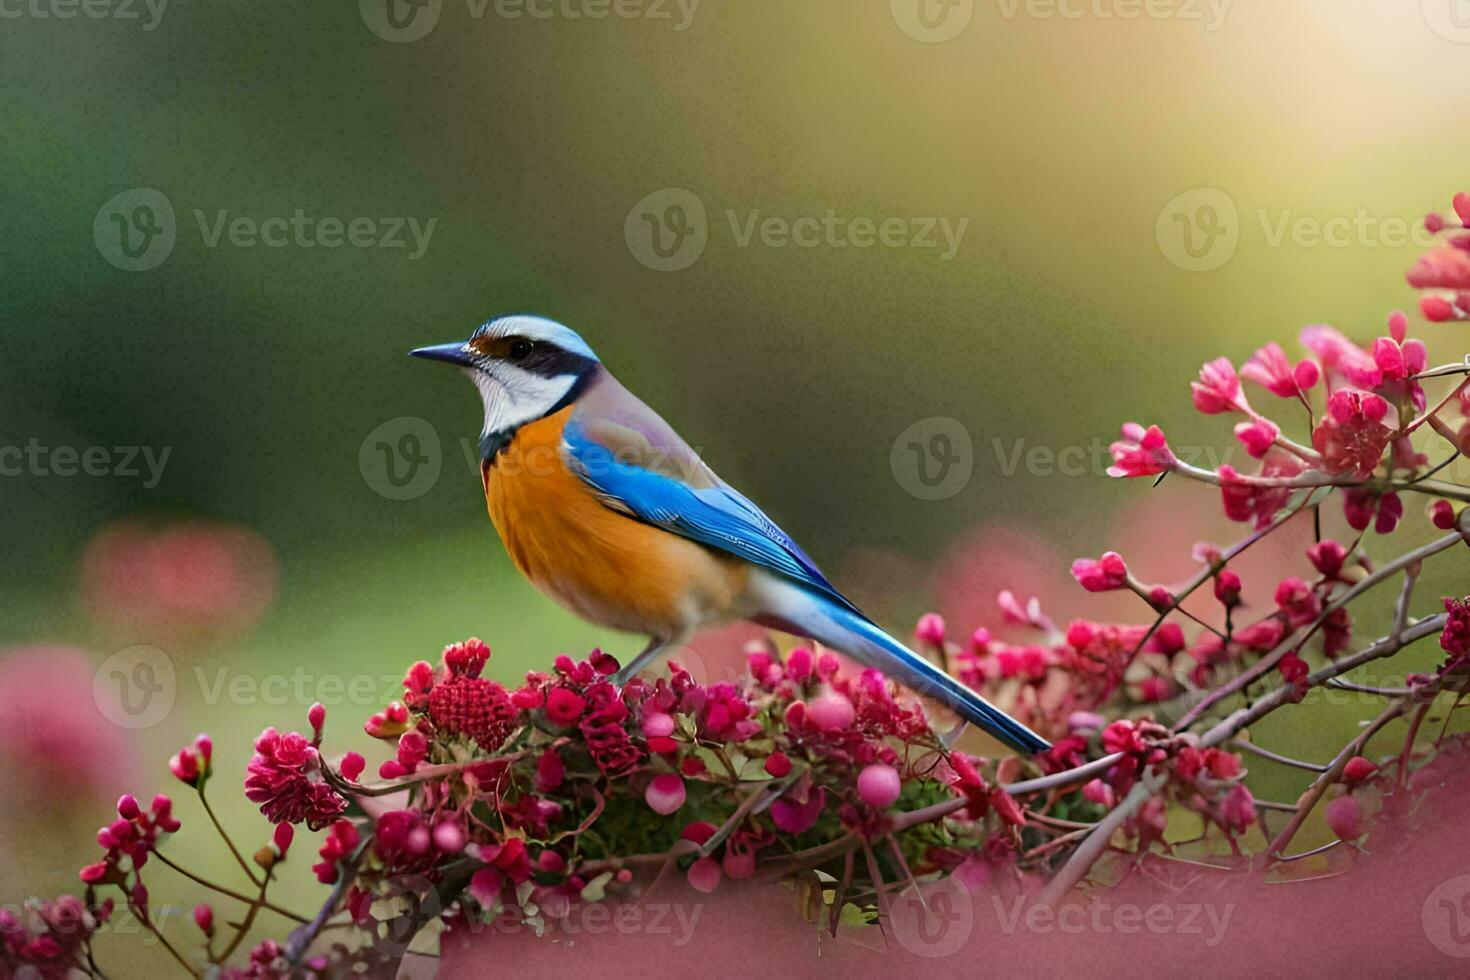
[1308,539,1348,579]
[857,764,901,809]
[0,647,139,808]
[1233,418,1279,459]
[1279,651,1309,684]
[914,612,947,647]
[364,701,410,739]
[1213,569,1242,607]
[1371,336,1428,382]
[79,519,277,648]
[1082,778,1115,808]
[80,794,180,886]
[468,867,504,907]
[805,689,855,731]
[687,856,722,893]
[1241,342,1316,398]
[169,734,213,788]
[1215,783,1256,834]
[425,648,519,751]
[1146,623,1186,655]
[765,752,792,777]
[644,773,686,815]
[770,786,826,835]
[1429,499,1457,530]
[1299,325,1382,390]
[1324,794,1362,842]
[697,683,758,742]
[310,820,360,885]
[1343,757,1378,784]
[1240,343,1295,397]
[1342,488,1400,532]
[1407,243,1470,290]
[579,680,642,775]
[193,903,214,937]
[1217,455,1302,529]
[339,751,365,782]
[785,647,814,681]
[1374,491,1404,534]
[544,687,588,727]
[1070,552,1129,592]
[1313,389,1394,478]
[1107,423,1176,478]
[1275,577,1322,628]
[1191,357,1247,414]
[1236,618,1285,652]
[1441,597,1470,664]
[243,728,346,830]
[1420,295,1465,322]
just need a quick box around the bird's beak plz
[408,342,473,367]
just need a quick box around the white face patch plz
[469,362,581,439]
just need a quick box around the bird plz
[409,314,1050,754]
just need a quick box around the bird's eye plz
[508,339,534,360]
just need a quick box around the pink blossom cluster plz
[0,896,113,979]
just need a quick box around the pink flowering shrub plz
[8,193,1470,979]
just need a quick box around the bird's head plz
[410,314,601,450]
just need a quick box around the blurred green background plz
[2,1,1468,971]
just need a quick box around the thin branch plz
[151,850,309,924]
[1231,739,1327,773]
[1038,769,1167,906]
[199,788,261,888]
[1175,530,1465,731]
[1265,701,1405,863]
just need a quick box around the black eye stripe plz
[510,339,596,379]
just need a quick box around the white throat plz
[472,367,579,440]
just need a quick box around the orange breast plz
[481,407,748,638]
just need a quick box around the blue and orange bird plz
[410,315,1049,754]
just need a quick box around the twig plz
[151,850,309,924]
[1038,769,1168,906]
[1264,700,1405,864]
[1175,531,1464,731]
[285,840,368,965]
[1231,739,1327,773]
[199,788,262,888]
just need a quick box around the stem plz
[1175,529,1465,731]
[1404,375,1470,435]
[151,850,309,924]
[285,840,369,966]
[199,787,261,887]
[217,870,273,963]
[1231,739,1327,773]
[1409,359,1470,381]
[1128,502,1306,658]
[1038,769,1168,906]
[1264,700,1405,864]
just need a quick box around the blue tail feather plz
[774,594,1051,755]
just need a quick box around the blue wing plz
[561,415,865,618]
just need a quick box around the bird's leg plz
[612,635,674,685]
